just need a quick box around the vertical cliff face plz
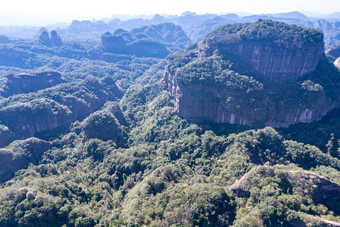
[198,42,324,80]
[164,20,340,128]
[0,72,65,97]
[197,20,325,80]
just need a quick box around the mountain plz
[89,23,191,60]
[327,44,340,62]
[0,72,65,97]
[164,20,340,127]
[1,14,340,227]
[130,23,191,51]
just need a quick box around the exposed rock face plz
[230,166,340,222]
[164,20,340,127]
[0,71,65,97]
[0,76,122,147]
[89,30,169,59]
[0,46,32,67]
[0,138,51,177]
[89,23,189,60]
[39,30,63,46]
[50,30,63,46]
[0,98,74,139]
[39,31,52,46]
[285,170,340,207]
[335,57,340,69]
[198,20,324,80]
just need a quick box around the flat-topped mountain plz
[198,20,324,79]
[164,20,340,127]
[0,71,65,97]
[89,23,191,61]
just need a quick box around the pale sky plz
[0,0,339,26]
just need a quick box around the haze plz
[0,0,339,26]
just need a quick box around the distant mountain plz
[89,23,191,60]
[324,12,340,19]
[270,11,310,21]
[131,23,191,51]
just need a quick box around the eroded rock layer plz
[164,20,340,127]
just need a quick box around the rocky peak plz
[50,30,63,46]
[39,31,52,46]
[39,30,63,46]
[335,57,340,69]
[0,71,65,97]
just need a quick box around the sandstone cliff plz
[0,71,65,97]
[0,75,122,147]
[0,138,51,177]
[197,20,324,79]
[164,20,340,127]
[335,57,340,69]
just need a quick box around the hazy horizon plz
[0,0,339,26]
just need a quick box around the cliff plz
[197,20,324,79]
[0,138,51,177]
[89,23,191,60]
[39,30,63,46]
[230,166,340,221]
[0,75,122,147]
[0,71,65,97]
[164,20,340,127]
[335,57,340,69]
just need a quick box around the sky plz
[0,0,339,26]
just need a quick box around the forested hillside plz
[0,16,340,227]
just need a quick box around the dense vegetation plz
[203,20,324,49]
[0,17,340,227]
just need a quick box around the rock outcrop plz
[50,30,63,46]
[0,138,51,177]
[0,46,32,67]
[39,30,63,46]
[90,29,170,59]
[39,31,52,46]
[0,71,65,97]
[89,23,190,60]
[326,44,340,62]
[164,20,340,127]
[197,20,324,80]
[335,57,340,69]
[230,166,340,222]
[0,75,122,147]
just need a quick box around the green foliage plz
[204,19,323,49]
[0,25,340,226]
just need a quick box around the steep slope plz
[0,75,122,147]
[164,20,340,127]
[0,71,66,97]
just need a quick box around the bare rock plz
[50,30,63,46]
[39,31,51,46]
